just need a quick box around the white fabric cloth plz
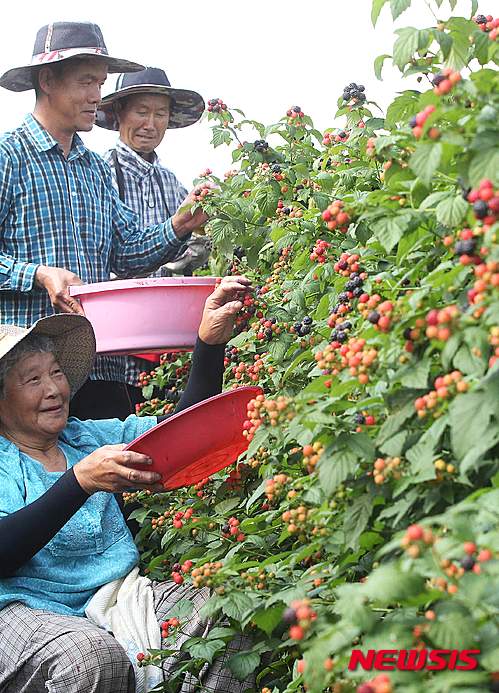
[85,566,163,693]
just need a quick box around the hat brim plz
[0,315,95,397]
[96,84,205,130]
[0,51,145,92]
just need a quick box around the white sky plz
[0,0,476,188]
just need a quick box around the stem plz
[424,0,439,23]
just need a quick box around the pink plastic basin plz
[69,277,217,355]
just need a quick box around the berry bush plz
[130,2,498,691]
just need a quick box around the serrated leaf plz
[222,592,257,622]
[385,91,419,127]
[469,148,499,187]
[362,564,425,602]
[372,0,388,26]
[390,0,411,20]
[254,181,280,217]
[227,650,260,681]
[371,213,411,252]
[318,448,357,496]
[419,191,451,210]
[435,193,468,227]
[393,27,420,71]
[400,357,431,388]
[183,638,225,663]
[428,611,475,649]
[374,54,391,80]
[252,604,284,636]
[343,494,374,550]
[409,142,442,187]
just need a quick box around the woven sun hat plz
[96,66,205,130]
[0,314,96,396]
[0,21,145,92]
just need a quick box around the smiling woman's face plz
[0,352,70,440]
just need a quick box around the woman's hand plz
[198,275,253,345]
[73,444,163,495]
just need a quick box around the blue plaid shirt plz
[0,114,184,383]
[104,139,188,386]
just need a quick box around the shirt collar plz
[116,138,159,178]
[22,113,89,161]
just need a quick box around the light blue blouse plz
[0,415,157,616]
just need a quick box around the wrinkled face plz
[40,58,108,133]
[118,93,170,154]
[0,352,70,439]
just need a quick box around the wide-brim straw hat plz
[96,66,204,130]
[0,315,95,397]
[0,21,144,92]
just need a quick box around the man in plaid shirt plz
[0,23,208,419]
[97,67,210,407]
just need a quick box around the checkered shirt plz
[0,114,184,383]
[104,139,189,386]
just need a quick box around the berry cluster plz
[321,199,351,232]
[221,516,245,542]
[171,506,194,530]
[315,338,378,385]
[409,104,438,139]
[247,446,270,469]
[207,98,227,113]
[429,543,493,596]
[342,82,366,105]
[467,179,499,225]
[357,674,393,693]
[290,315,313,337]
[414,371,468,418]
[322,129,349,145]
[432,68,461,95]
[240,568,268,591]
[354,411,377,431]
[370,456,403,485]
[160,617,180,641]
[286,105,305,126]
[444,227,482,265]
[425,305,459,341]
[433,457,456,480]
[282,599,317,641]
[488,326,499,369]
[170,559,193,586]
[227,353,273,387]
[193,182,213,202]
[281,505,312,535]
[401,523,435,558]
[264,474,290,502]
[193,477,210,499]
[359,297,394,332]
[473,13,499,40]
[253,139,269,153]
[302,442,324,472]
[257,246,292,295]
[468,259,499,310]
[255,316,281,341]
[243,395,295,441]
[276,203,303,219]
[310,239,331,263]
[191,561,224,588]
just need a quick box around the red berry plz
[463,541,477,555]
[407,524,424,541]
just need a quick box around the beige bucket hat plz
[0,314,95,396]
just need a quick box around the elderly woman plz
[0,276,254,693]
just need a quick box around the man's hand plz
[198,275,252,345]
[35,265,84,315]
[171,187,211,238]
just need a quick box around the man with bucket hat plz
[97,67,212,408]
[0,22,208,420]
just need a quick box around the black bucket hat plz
[96,67,205,130]
[0,21,145,92]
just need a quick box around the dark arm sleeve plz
[158,336,225,420]
[0,468,89,577]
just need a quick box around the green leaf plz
[446,17,476,71]
[343,494,374,550]
[385,91,419,128]
[450,392,494,460]
[222,592,257,622]
[227,650,260,681]
[435,193,468,227]
[393,27,420,71]
[211,128,232,148]
[428,610,475,649]
[409,142,442,187]
[399,357,431,388]
[362,564,425,602]
[374,54,391,80]
[390,0,411,20]
[469,148,499,187]
[371,213,411,252]
[419,191,452,210]
[252,604,284,636]
[377,402,414,445]
[255,181,280,217]
[371,0,388,26]
[318,448,357,496]
[183,638,225,663]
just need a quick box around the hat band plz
[32,46,107,65]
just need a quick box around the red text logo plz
[348,649,480,671]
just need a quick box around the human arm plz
[0,149,39,293]
[0,447,161,577]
